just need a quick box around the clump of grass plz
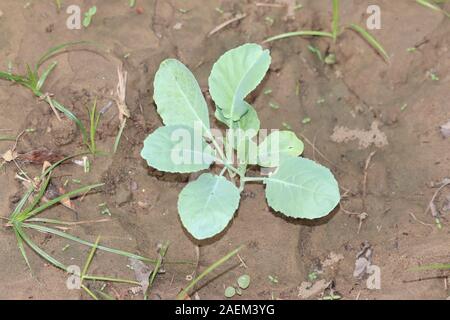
[264,0,389,62]
[0,42,92,144]
[4,154,160,274]
[0,43,111,156]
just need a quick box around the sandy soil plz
[0,0,449,300]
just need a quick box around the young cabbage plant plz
[141,43,340,240]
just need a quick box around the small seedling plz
[302,117,311,124]
[264,0,389,62]
[83,6,97,28]
[322,293,342,300]
[429,72,440,81]
[268,275,279,284]
[99,203,111,216]
[308,45,323,62]
[141,44,340,240]
[308,271,318,281]
[224,274,251,298]
[269,102,280,110]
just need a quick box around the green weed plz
[264,0,389,62]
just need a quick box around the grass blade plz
[19,175,52,219]
[35,41,94,71]
[14,228,32,271]
[21,223,158,264]
[113,119,126,153]
[146,242,169,298]
[10,187,35,220]
[263,31,334,43]
[25,217,110,226]
[36,61,58,91]
[177,245,243,300]
[411,263,450,271]
[94,290,115,300]
[348,23,389,61]
[15,224,67,271]
[19,183,104,221]
[50,99,88,144]
[0,135,16,141]
[416,0,450,17]
[82,236,100,277]
[81,284,99,300]
[332,0,340,41]
[25,64,38,87]
[0,71,29,84]
[83,275,140,285]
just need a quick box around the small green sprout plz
[268,275,279,284]
[269,102,280,110]
[429,72,439,81]
[308,45,323,62]
[282,122,292,130]
[224,274,251,298]
[308,271,318,281]
[83,6,97,28]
